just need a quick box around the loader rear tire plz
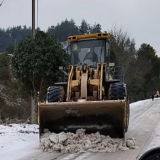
[46,86,64,102]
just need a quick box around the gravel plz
[39,129,138,153]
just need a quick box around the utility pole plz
[32,0,35,38]
[0,0,5,123]
[31,0,37,124]
[37,0,38,30]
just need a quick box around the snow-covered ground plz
[145,98,160,150]
[1,98,160,160]
[129,99,150,109]
[0,124,40,160]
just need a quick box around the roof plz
[67,32,110,43]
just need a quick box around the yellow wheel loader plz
[38,32,130,139]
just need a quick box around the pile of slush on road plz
[39,129,138,153]
[38,32,138,153]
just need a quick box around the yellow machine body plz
[38,32,130,138]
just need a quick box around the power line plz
[0,0,4,6]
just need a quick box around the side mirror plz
[109,63,115,67]
[138,147,160,160]
[59,66,64,70]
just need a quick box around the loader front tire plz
[108,83,126,100]
[108,82,129,134]
[46,86,65,102]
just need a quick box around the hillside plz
[0,54,30,123]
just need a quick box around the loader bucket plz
[38,100,126,139]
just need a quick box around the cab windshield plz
[70,39,108,67]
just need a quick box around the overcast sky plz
[0,0,159,56]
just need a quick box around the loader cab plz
[68,33,110,68]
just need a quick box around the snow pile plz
[40,129,138,153]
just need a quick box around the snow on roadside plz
[0,124,40,160]
[130,98,160,109]
[130,99,151,109]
